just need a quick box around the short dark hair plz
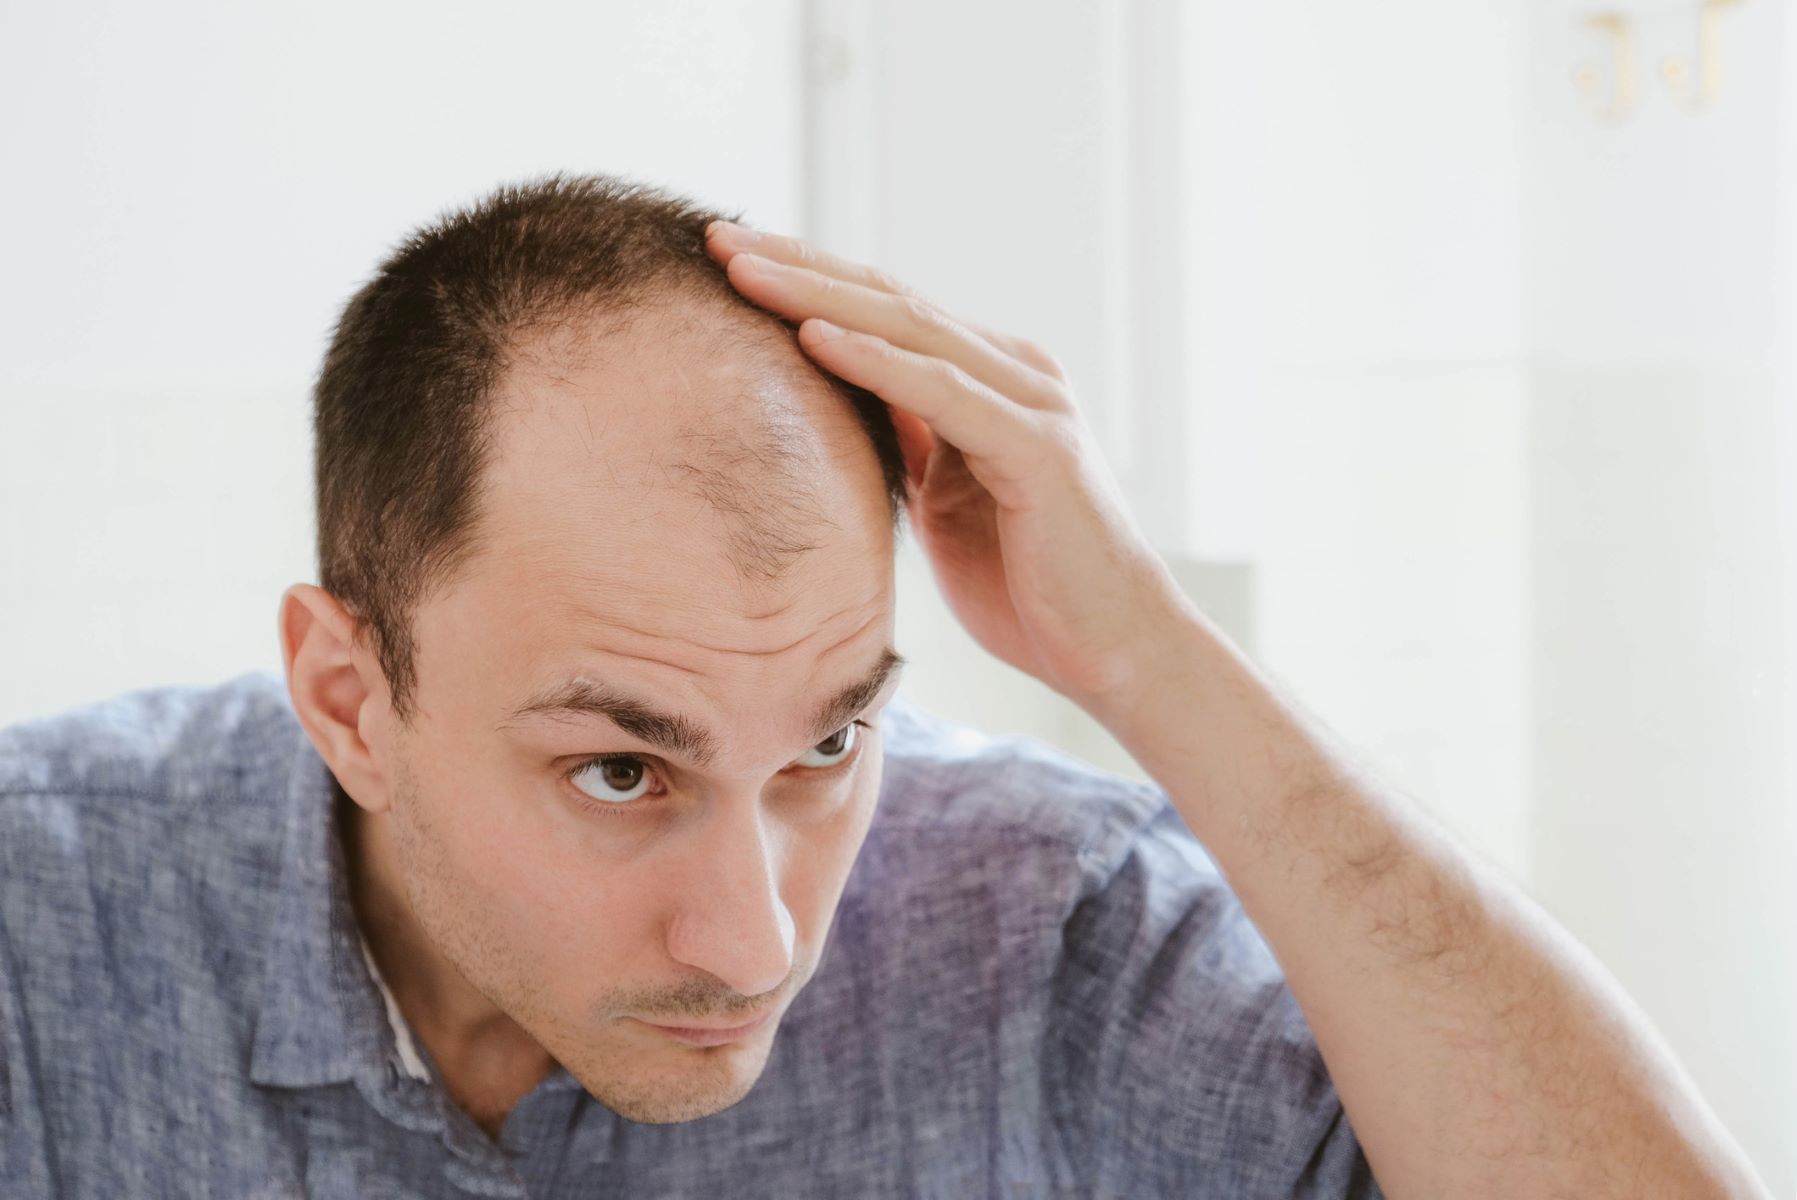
[311,171,908,726]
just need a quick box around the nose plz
[664,789,795,1001]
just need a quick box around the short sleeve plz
[1043,794,1385,1198]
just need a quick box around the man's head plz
[280,172,911,1124]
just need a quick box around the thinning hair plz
[312,171,909,726]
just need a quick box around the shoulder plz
[864,690,1313,1080]
[0,669,299,815]
[0,670,299,947]
[869,699,1377,1193]
[0,666,299,973]
[0,673,305,1169]
[872,690,1212,892]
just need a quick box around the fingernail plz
[806,319,848,343]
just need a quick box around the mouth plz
[635,1008,776,1047]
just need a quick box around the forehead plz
[427,302,897,692]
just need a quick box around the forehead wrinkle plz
[564,597,884,661]
[578,643,706,678]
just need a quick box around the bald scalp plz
[667,408,835,587]
[504,296,873,591]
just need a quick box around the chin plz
[574,1028,778,1126]
[608,1091,749,1125]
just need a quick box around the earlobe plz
[278,583,390,813]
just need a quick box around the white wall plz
[1522,0,1797,1183]
[1177,0,1534,886]
[0,0,807,726]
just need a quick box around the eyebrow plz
[497,646,907,768]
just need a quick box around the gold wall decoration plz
[1572,0,1744,125]
[1574,13,1639,124]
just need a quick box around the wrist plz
[1077,582,1209,741]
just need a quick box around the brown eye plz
[793,721,863,769]
[570,756,654,805]
[602,760,644,789]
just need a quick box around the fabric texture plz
[0,671,1383,1198]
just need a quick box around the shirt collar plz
[248,731,401,1090]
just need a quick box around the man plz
[0,172,1768,1198]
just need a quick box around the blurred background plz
[2,0,1792,1188]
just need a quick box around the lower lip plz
[639,1011,773,1047]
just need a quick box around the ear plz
[278,583,393,815]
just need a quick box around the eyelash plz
[559,719,875,819]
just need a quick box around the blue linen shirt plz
[0,670,1383,1198]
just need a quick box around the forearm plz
[1094,603,1770,1199]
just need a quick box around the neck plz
[333,779,551,1066]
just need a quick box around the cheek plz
[418,767,619,955]
[841,741,885,845]
[434,806,647,1012]
[786,753,885,914]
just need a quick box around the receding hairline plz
[480,291,894,588]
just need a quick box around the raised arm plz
[701,217,1771,1198]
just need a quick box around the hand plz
[703,221,1194,723]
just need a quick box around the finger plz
[723,251,1069,414]
[795,318,1048,488]
[706,221,920,300]
[706,221,1072,396]
[953,320,1071,386]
